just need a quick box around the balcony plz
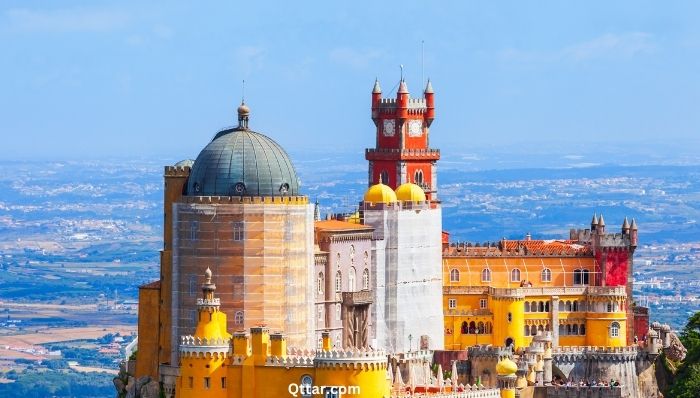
[342,290,373,306]
[365,148,440,161]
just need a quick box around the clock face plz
[383,119,395,137]
[408,119,423,137]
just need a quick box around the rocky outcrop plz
[113,360,161,398]
[664,333,687,362]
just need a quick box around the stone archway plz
[552,364,567,385]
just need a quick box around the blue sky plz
[1,1,699,161]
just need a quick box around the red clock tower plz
[366,78,440,200]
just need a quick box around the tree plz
[668,311,700,397]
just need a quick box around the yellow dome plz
[364,183,397,204]
[395,183,426,202]
[496,357,518,376]
[347,211,361,224]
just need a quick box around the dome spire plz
[372,78,381,94]
[237,80,250,129]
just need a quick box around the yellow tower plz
[177,268,231,398]
[496,349,517,398]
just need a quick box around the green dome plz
[186,127,300,197]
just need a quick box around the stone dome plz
[363,182,397,204]
[186,127,300,197]
[395,182,426,202]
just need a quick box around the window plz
[188,377,193,388]
[336,304,341,321]
[580,324,586,335]
[318,272,324,295]
[189,275,197,297]
[380,170,389,185]
[234,311,244,325]
[448,299,457,309]
[607,302,614,312]
[541,268,552,282]
[349,267,356,291]
[524,302,530,312]
[190,221,199,241]
[414,169,424,185]
[480,299,487,309]
[232,221,245,241]
[573,269,590,285]
[335,271,342,292]
[221,377,227,389]
[204,377,210,389]
[481,268,491,282]
[450,269,460,282]
[610,322,620,337]
[510,268,521,282]
[507,313,512,323]
[362,269,369,290]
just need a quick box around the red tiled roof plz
[314,220,373,232]
[444,239,592,257]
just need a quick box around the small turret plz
[397,79,409,120]
[371,78,382,120]
[622,217,630,235]
[597,213,606,234]
[424,79,435,126]
[630,218,638,247]
[591,213,598,232]
[314,200,321,222]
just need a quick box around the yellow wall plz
[135,285,160,379]
[178,355,228,398]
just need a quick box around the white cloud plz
[235,46,266,76]
[498,32,656,65]
[562,32,655,61]
[5,7,129,33]
[329,47,383,69]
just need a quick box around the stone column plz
[551,296,559,348]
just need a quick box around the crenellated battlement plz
[467,345,501,359]
[179,195,308,205]
[196,298,220,307]
[553,345,638,363]
[314,347,388,366]
[389,388,501,398]
[164,165,191,177]
[179,335,230,357]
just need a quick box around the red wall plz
[597,250,629,286]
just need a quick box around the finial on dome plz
[373,78,381,94]
[378,173,384,184]
[202,267,216,295]
[205,267,212,283]
[237,100,250,129]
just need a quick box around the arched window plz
[537,325,544,332]
[335,271,342,292]
[574,269,590,285]
[234,311,244,325]
[481,268,491,282]
[573,301,578,312]
[380,170,389,185]
[559,324,565,336]
[317,272,324,295]
[469,321,476,334]
[566,301,572,312]
[607,302,613,313]
[450,269,460,282]
[510,268,521,282]
[545,302,550,312]
[524,302,530,312]
[477,322,485,334]
[530,325,537,336]
[538,301,545,312]
[348,267,356,291]
[559,301,565,311]
[414,169,424,185]
[610,322,620,337]
[461,321,468,334]
[580,324,586,335]
[362,269,369,290]
[525,325,530,336]
[566,324,572,335]
[541,268,552,282]
[572,324,579,335]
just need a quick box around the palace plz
[121,77,683,398]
